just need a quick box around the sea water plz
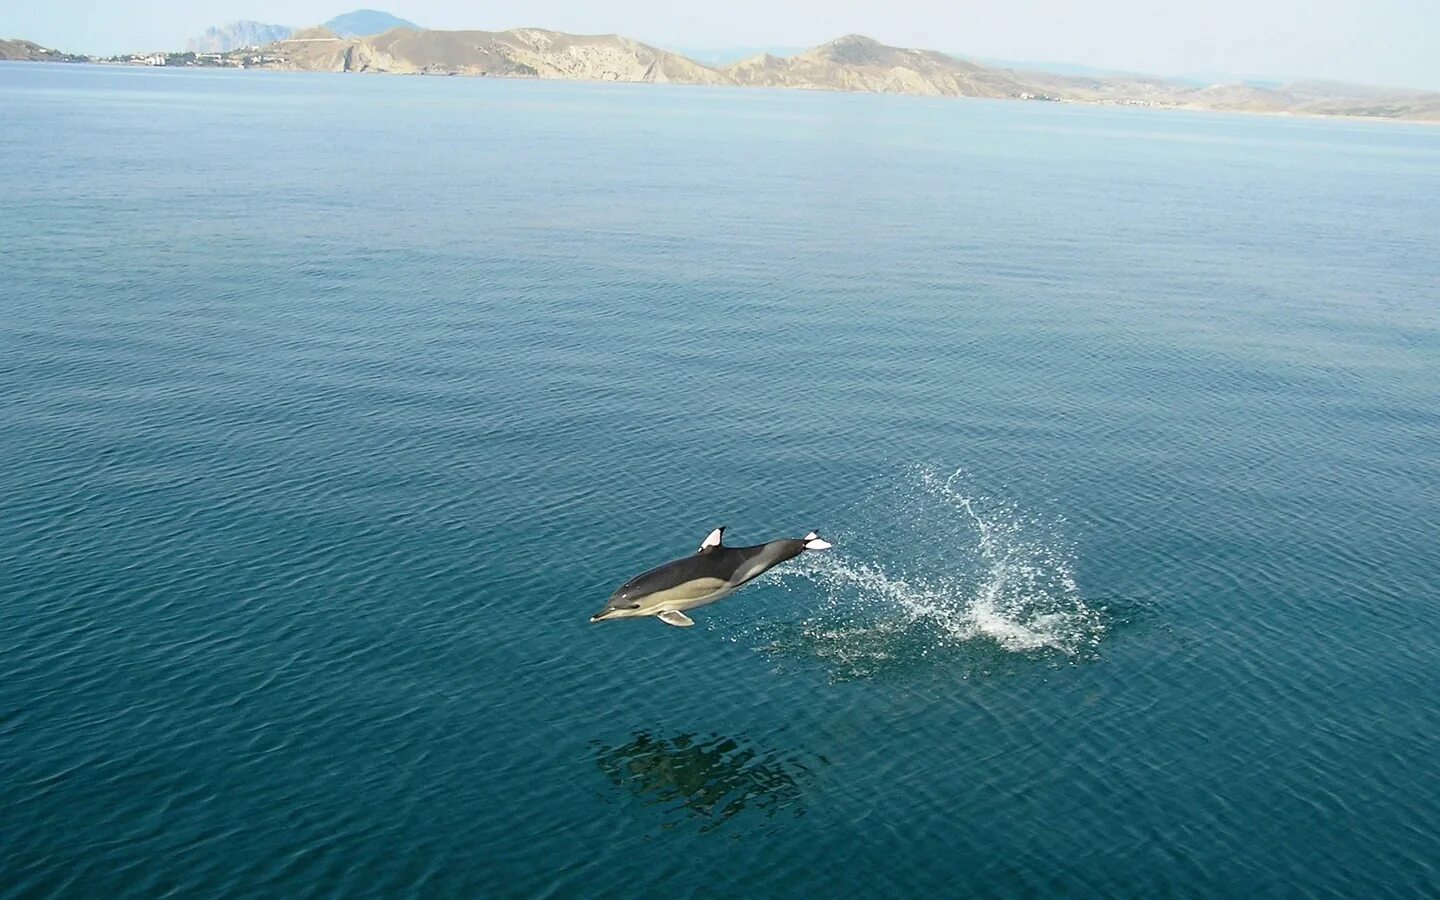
[2,62,1439,896]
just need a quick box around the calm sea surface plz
[2,62,1439,897]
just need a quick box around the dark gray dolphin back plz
[616,539,806,599]
[723,539,806,586]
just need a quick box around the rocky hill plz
[727,35,1029,98]
[0,38,86,62]
[269,27,730,84]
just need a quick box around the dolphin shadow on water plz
[593,731,822,833]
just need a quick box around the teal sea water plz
[3,62,1439,896]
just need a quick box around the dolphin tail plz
[803,531,834,551]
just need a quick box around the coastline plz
[4,56,1438,126]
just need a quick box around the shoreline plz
[4,57,1438,127]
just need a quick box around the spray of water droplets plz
[732,466,1106,679]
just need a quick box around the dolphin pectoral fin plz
[658,610,695,628]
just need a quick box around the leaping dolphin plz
[590,527,834,627]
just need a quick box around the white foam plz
[761,466,1104,668]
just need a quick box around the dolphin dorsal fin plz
[698,526,725,553]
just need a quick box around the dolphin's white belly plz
[670,583,740,612]
[649,574,759,614]
[636,578,730,615]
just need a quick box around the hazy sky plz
[5,0,1438,89]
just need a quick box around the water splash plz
[740,466,1105,679]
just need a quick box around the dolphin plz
[590,527,834,627]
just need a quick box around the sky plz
[4,0,1438,90]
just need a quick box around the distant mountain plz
[187,21,293,53]
[0,38,86,61]
[1174,71,1289,89]
[184,11,413,52]
[322,10,418,38]
[973,56,1159,81]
